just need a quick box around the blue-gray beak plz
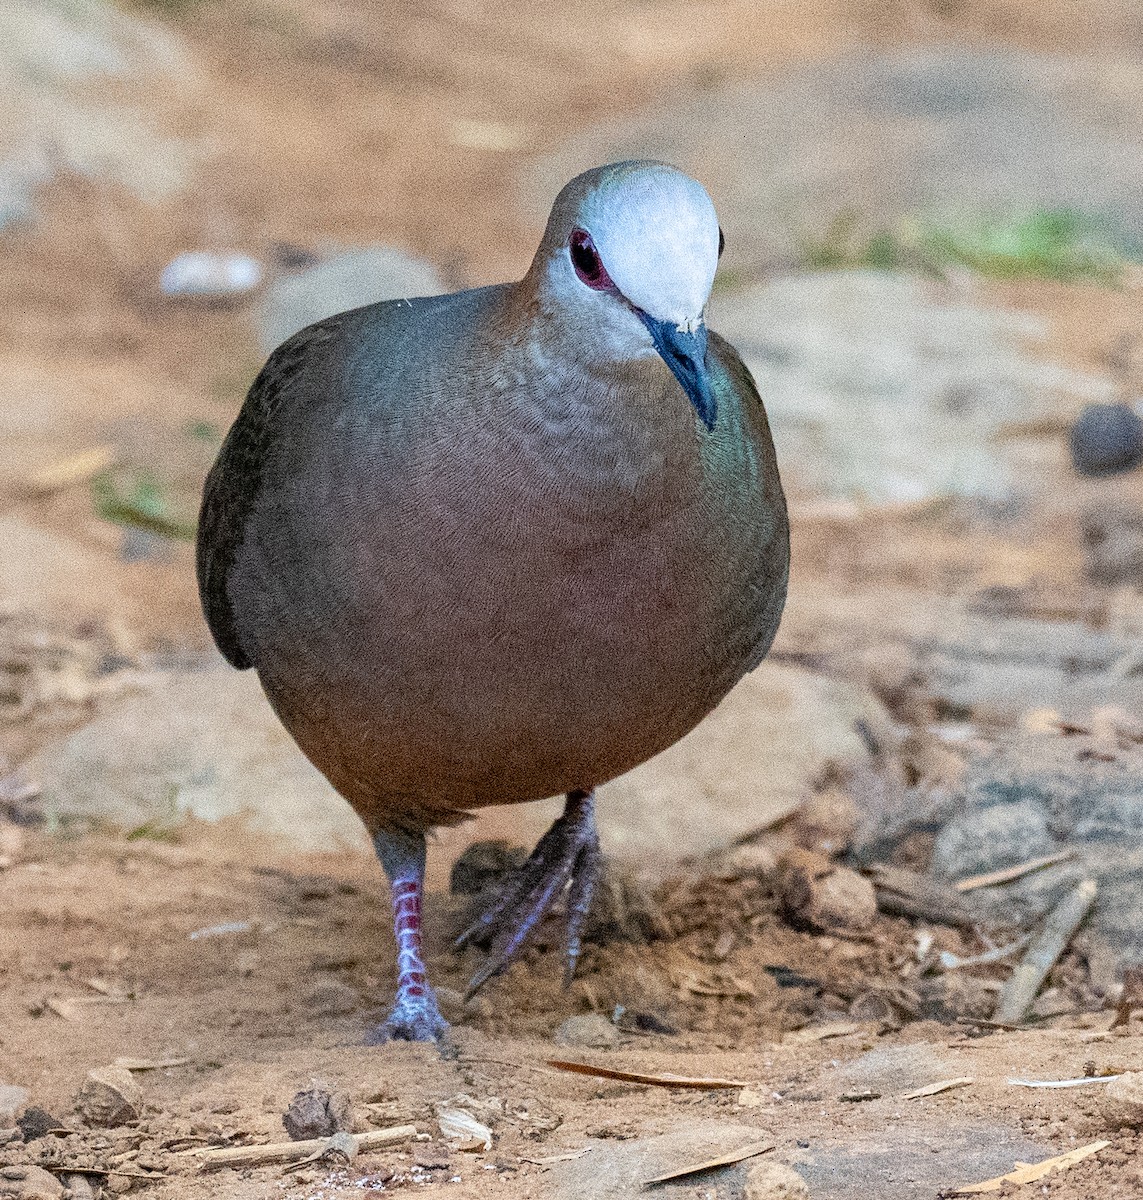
[640,314,716,430]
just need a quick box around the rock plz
[31,666,371,853]
[554,1013,619,1050]
[33,660,889,873]
[75,1067,141,1128]
[0,1163,64,1199]
[831,1044,954,1097]
[256,247,446,354]
[59,1176,96,1200]
[15,1108,61,1142]
[1102,1071,1143,1127]
[929,734,1143,968]
[1070,404,1143,477]
[545,1121,767,1199]
[159,251,262,300]
[2,0,203,229]
[711,272,1107,504]
[527,48,1143,276]
[931,799,1054,879]
[283,1084,353,1141]
[744,1160,809,1200]
[779,850,876,934]
[0,1086,28,1126]
[449,841,528,895]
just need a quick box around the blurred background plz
[3,4,1143,1192]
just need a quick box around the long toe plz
[462,789,600,996]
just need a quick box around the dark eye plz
[718,227,725,258]
[570,228,613,291]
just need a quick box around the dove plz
[196,160,789,1043]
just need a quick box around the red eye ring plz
[569,228,614,291]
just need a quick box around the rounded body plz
[201,286,788,835]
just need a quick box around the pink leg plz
[370,832,447,1043]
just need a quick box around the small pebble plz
[1070,403,1143,477]
[553,1013,619,1050]
[159,251,263,300]
[779,849,876,933]
[283,1084,353,1140]
[744,1159,810,1199]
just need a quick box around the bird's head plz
[529,161,723,430]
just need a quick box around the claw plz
[460,789,601,997]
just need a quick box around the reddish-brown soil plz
[2,2,1143,1198]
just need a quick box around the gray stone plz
[526,48,1143,275]
[34,660,889,876]
[931,800,1054,879]
[930,735,1143,965]
[710,271,1109,504]
[32,665,372,853]
[75,1066,141,1128]
[256,247,446,353]
[794,1120,1054,1200]
[544,1121,769,1199]
[2,0,203,227]
[830,1043,953,1096]
[553,1013,618,1050]
[0,1163,64,1198]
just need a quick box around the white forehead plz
[578,166,720,328]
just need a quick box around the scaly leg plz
[456,789,602,997]
[369,828,448,1043]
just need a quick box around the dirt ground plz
[3,1,1143,1198]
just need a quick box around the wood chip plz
[900,1077,973,1100]
[546,1060,750,1090]
[782,1021,866,1044]
[949,1139,1110,1194]
[642,1139,774,1185]
[953,851,1075,892]
[185,1124,417,1170]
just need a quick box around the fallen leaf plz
[950,1140,1110,1194]
[546,1060,750,1089]
[642,1139,774,1185]
[437,1108,492,1151]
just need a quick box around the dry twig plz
[183,1124,416,1171]
[993,878,1097,1026]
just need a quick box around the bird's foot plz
[456,789,601,996]
[368,988,449,1044]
